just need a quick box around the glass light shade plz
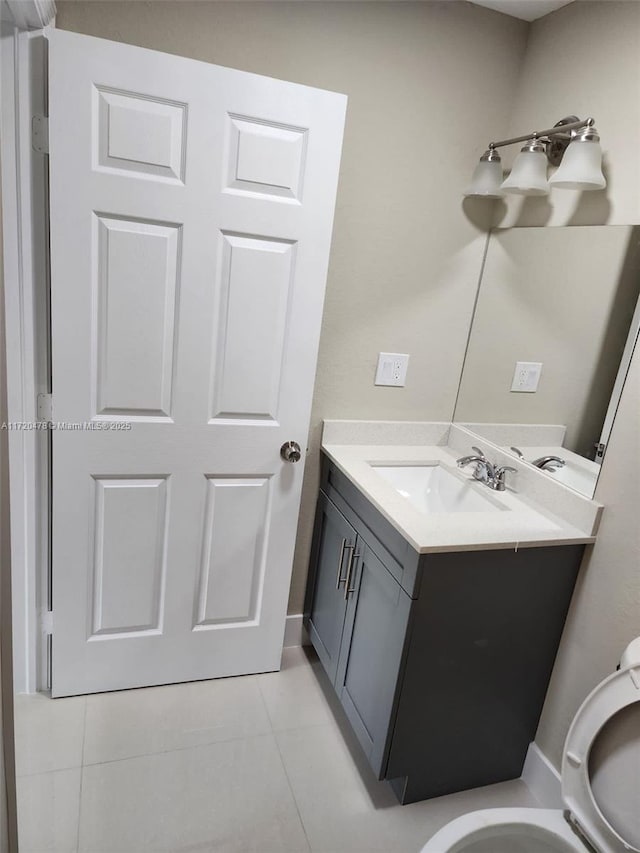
[500,150,549,196]
[549,139,606,190]
[464,159,503,198]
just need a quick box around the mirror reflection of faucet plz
[511,446,566,470]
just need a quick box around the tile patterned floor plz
[16,645,540,853]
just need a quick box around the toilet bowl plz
[421,638,640,853]
[420,808,587,852]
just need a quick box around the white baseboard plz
[283,614,310,647]
[521,742,562,808]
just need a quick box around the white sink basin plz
[372,464,506,514]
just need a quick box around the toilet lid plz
[561,664,640,853]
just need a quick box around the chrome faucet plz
[531,455,566,471]
[511,446,566,470]
[456,447,516,492]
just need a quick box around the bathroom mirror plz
[454,225,640,498]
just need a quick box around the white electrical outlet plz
[511,361,543,393]
[375,353,410,387]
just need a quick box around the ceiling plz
[468,0,574,21]
[166,0,574,18]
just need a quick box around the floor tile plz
[15,649,543,853]
[78,733,310,852]
[257,646,335,731]
[17,767,81,853]
[15,693,86,776]
[276,721,540,853]
[83,674,271,765]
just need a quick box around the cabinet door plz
[335,541,411,778]
[307,493,357,684]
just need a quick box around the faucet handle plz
[494,465,517,491]
[471,446,486,460]
[510,446,525,459]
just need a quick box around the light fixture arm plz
[488,116,594,151]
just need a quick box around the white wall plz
[501,0,640,770]
[56,0,528,612]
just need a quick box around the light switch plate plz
[375,353,409,387]
[511,361,543,393]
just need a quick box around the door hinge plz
[32,114,49,154]
[40,609,53,693]
[40,610,53,635]
[37,392,53,422]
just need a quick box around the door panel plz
[90,477,168,637]
[94,215,181,418]
[48,29,346,696]
[226,115,306,201]
[195,476,270,627]
[212,233,294,422]
[95,86,187,183]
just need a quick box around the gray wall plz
[55,0,528,613]
[500,0,640,770]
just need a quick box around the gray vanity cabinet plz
[304,453,585,804]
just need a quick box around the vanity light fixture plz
[464,115,606,198]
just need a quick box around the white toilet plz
[421,638,640,853]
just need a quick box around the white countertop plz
[322,441,598,554]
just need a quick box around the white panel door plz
[48,28,346,697]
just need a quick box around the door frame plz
[0,1,55,693]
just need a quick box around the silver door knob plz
[280,441,302,463]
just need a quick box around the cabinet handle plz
[335,538,348,588]
[344,547,360,600]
